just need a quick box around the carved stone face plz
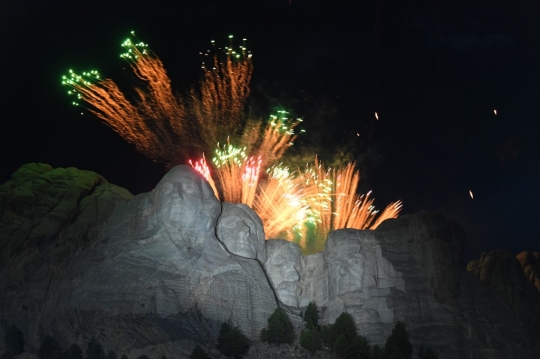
[327,232,364,296]
[265,240,302,307]
[155,166,220,251]
[217,203,267,262]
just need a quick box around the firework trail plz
[191,36,253,153]
[62,33,252,168]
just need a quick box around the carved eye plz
[182,182,197,194]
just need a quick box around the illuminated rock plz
[216,202,266,262]
[1,164,539,359]
[516,251,540,291]
[0,165,277,358]
[265,239,303,307]
[466,250,534,302]
[320,229,403,328]
[0,162,132,269]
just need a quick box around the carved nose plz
[284,270,299,281]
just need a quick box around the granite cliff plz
[0,163,538,358]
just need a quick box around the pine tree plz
[189,345,210,359]
[105,350,117,359]
[217,322,250,358]
[319,325,333,348]
[86,337,105,359]
[4,325,24,355]
[372,344,383,359]
[64,344,84,359]
[418,345,438,359]
[304,302,319,330]
[300,329,321,352]
[332,312,357,343]
[348,335,371,359]
[260,308,294,344]
[333,334,349,358]
[38,335,60,359]
[384,322,413,359]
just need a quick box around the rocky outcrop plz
[1,164,539,359]
[516,251,540,291]
[0,163,132,267]
[0,165,277,358]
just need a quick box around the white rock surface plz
[265,239,303,307]
[1,164,539,359]
[216,202,267,262]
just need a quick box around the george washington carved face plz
[154,165,220,252]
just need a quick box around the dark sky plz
[2,0,540,263]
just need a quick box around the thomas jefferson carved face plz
[216,203,267,262]
[265,240,302,307]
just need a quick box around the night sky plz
[2,0,540,263]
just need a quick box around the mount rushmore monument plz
[0,163,539,358]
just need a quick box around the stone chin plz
[276,281,301,307]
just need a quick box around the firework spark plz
[191,36,253,152]
[189,154,219,197]
[254,165,309,243]
[62,34,252,168]
[298,159,402,247]
[242,155,262,206]
[62,39,187,167]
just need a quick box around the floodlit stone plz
[217,202,267,262]
[1,164,539,359]
[265,239,303,307]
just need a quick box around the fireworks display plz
[296,159,402,253]
[191,35,253,153]
[254,164,310,243]
[63,33,402,253]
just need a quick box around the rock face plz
[1,164,539,359]
[516,251,540,291]
[216,202,267,263]
[0,164,277,358]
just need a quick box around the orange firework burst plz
[254,165,309,242]
[62,34,252,168]
[63,39,188,167]
[298,159,402,246]
[191,36,253,153]
[248,111,304,169]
